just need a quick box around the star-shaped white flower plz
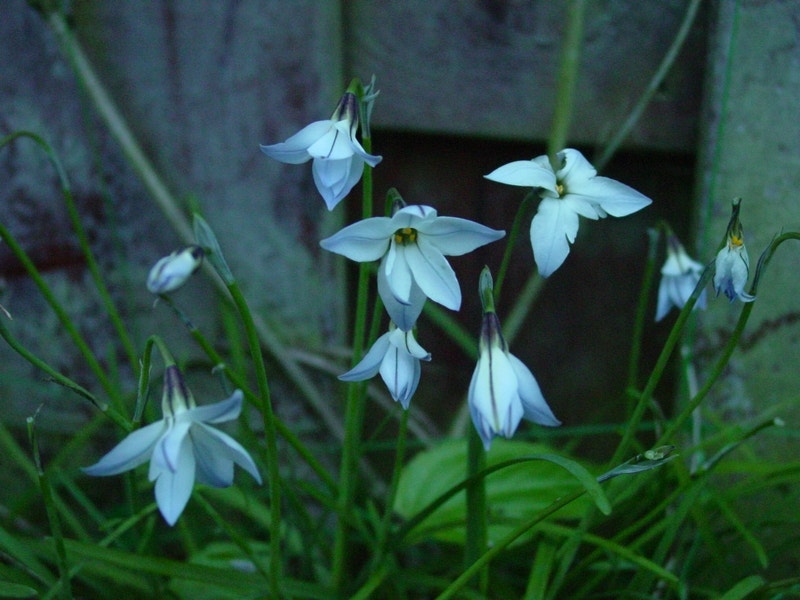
[320,204,505,315]
[485,148,652,277]
[339,324,431,409]
[146,246,204,294]
[84,366,261,525]
[259,92,382,210]
[469,311,560,450]
[655,234,707,321]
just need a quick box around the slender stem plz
[0,313,130,430]
[464,428,488,593]
[493,192,535,304]
[436,489,588,600]
[594,0,703,171]
[658,233,800,445]
[332,125,376,590]
[28,416,73,600]
[372,409,409,574]
[0,221,122,408]
[626,228,661,395]
[226,283,282,596]
[1,131,138,371]
[547,0,586,169]
[610,263,714,465]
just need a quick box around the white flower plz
[320,204,505,313]
[714,233,755,303]
[655,234,707,321]
[146,246,204,294]
[259,92,382,210]
[339,325,431,409]
[485,148,652,277]
[84,366,261,525]
[469,311,560,450]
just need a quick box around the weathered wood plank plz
[346,0,705,151]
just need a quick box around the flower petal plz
[468,348,523,442]
[154,418,192,474]
[312,156,362,210]
[377,265,426,330]
[417,217,505,256]
[82,421,165,476]
[384,245,415,304]
[320,217,393,261]
[192,423,262,486]
[508,354,560,427]
[186,390,243,425]
[388,328,431,361]
[153,436,195,525]
[259,121,333,164]
[339,332,392,381]
[379,343,422,409]
[568,176,652,217]
[529,197,580,277]
[306,121,357,160]
[404,238,461,310]
[485,160,557,192]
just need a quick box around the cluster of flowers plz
[85,81,756,524]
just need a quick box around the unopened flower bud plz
[146,246,204,294]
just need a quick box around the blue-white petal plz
[417,217,505,256]
[193,423,263,485]
[187,390,243,425]
[379,343,421,409]
[485,160,557,192]
[404,237,461,310]
[508,354,560,427]
[320,217,393,261]
[377,264,426,330]
[259,120,333,164]
[339,332,392,381]
[153,435,195,526]
[529,197,580,277]
[82,421,165,476]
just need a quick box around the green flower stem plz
[372,409,409,576]
[194,491,271,581]
[333,133,375,593]
[437,487,588,600]
[43,8,341,455]
[226,282,282,596]
[547,0,586,170]
[159,298,336,492]
[0,315,130,431]
[1,131,138,371]
[0,220,123,410]
[464,428,488,594]
[493,192,535,304]
[28,416,73,600]
[626,228,661,395]
[594,0,703,172]
[610,263,713,466]
[657,232,800,447]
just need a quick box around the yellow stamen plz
[556,183,565,196]
[394,227,418,245]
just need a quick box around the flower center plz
[729,233,744,247]
[393,227,418,245]
[556,183,565,196]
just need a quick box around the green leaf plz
[169,541,270,600]
[0,582,38,598]
[395,439,602,546]
[718,575,765,600]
